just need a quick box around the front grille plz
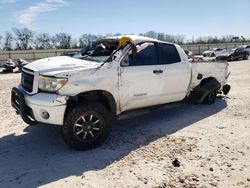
[21,68,34,93]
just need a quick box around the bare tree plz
[195,36,207,44]
[144,31,158,39]
[55,33,71,49]
[207,36,220,43]
[34,33,51,49]
[157,32,165,41]
[50,36,57,49]
[221,35,234,43]
[79,34,99,48]
[174,35,185,44]
[79,34,90,48]
[12,28,34,50]
[0,35,2,50]
[71,38,78,49]
[3,32,13,51]
[156,33,185,44]
[1,29,249,50]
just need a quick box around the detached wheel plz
[63,102,112,150]
[203,89,217,105]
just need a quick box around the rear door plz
[157,43,191,102]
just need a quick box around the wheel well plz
[65,90,117,116]
[200,77,218,87]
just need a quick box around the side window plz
[129,42,158,66]
[158,43,181,64]
[246,46,250,49]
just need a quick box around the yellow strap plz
[118,36,132,48]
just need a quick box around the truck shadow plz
[0,99,227,187]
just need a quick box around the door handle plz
[153,69,163,74]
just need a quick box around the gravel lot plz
[0,60,250,188]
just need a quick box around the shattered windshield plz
[73,39,119,63]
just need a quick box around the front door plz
[119,42,166,112]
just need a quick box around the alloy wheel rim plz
[73,112,103,142]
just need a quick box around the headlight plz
[38,76,68,92]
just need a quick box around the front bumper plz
[11,86,67,125]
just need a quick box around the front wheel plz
[62,102,113,150]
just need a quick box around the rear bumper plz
[11,86,67,125]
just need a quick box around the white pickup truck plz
[11,35,231,150]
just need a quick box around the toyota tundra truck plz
[11,35,231,150]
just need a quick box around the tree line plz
[0,28,248,51]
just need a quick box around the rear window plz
[158,43,181,64]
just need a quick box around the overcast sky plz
[0,0,250,40]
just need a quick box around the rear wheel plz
[62,102,112,150]
[203,89,217,105]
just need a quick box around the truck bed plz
[190,61,229,91]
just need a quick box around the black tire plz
[228,55,234,61]
[244,53,249,60]
[3,69,13,73]
[203,89,217,105]
[62,102,113,150]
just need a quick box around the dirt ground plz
[0,60,250,188]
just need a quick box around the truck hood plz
[24,56,101,77]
